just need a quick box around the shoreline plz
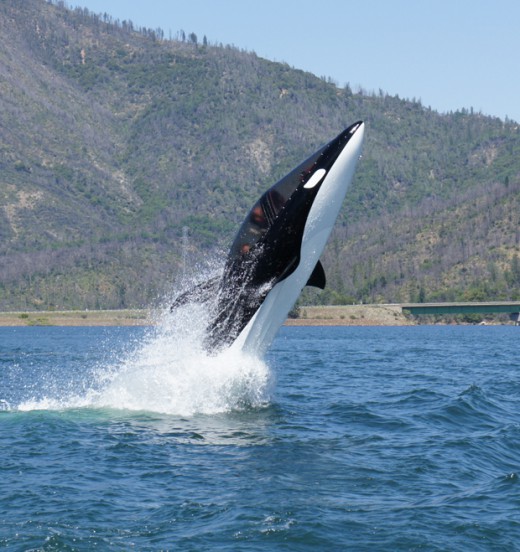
[0,305,514,328]
[0,309,152,327]
[0,305,414,327]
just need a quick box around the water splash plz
[15,281,274,416]
[94,306,273,416]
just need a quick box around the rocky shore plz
[287,305,413,326]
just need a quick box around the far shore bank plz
[0,305,514,328]
[0,305,413,328]
[0,309,152,327]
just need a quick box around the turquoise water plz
[1,324,520,550]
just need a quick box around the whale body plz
[172,121,365,356]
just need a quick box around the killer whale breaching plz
[171,121,365,356]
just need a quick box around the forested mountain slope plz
[1,0,520,310]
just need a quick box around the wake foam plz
[16,297,273,416]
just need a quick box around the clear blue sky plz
[72,0,520,122]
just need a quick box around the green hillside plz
[1,0,520,310]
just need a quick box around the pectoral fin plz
[170,277,220,311]
[306,260,326,290]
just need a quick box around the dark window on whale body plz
[230,145,326,257]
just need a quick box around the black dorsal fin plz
[306,260,326,289]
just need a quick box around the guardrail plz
[401,302,520,323]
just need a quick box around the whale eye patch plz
[303,168,327,189]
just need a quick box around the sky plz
[71,0,520,122]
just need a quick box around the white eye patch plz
[303,168,327,189]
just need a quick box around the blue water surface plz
[1,325,520,551]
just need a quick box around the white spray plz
[16,280,274,415]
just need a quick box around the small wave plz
[0,399,11,411]
[459,383,483,397]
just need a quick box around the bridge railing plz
[401,302,520,323]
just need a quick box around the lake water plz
[1,324,520,550]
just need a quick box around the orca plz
[171,121,365,356]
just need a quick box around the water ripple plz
[2,325,520,549]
